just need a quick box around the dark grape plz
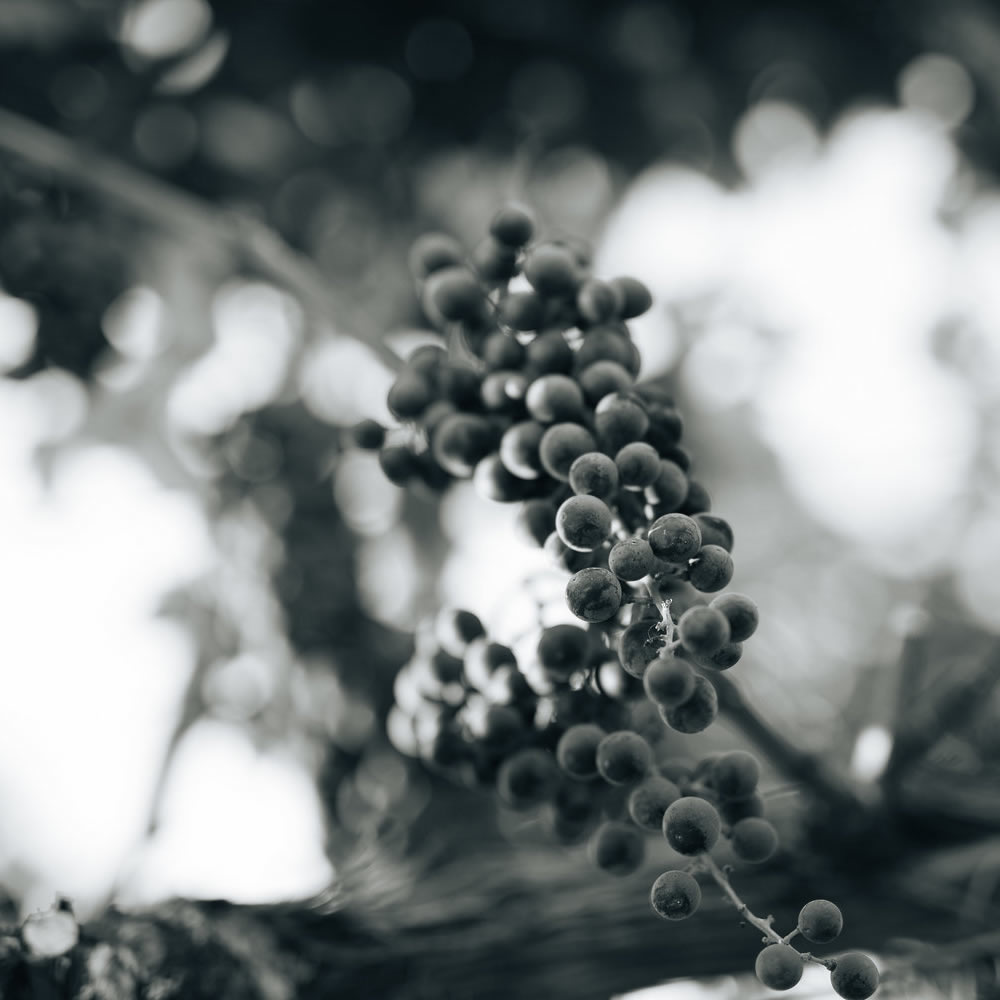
[663,796,721,855]
[515,499,557,547]
[497,748,558,810]
[545,532,596,572]
[432,413,500,477]
[440,363,482,408]
[650,870,701,920]
[526,374,585,423]
[689,545,735,593]
[568,451,620,502]
[798,899,843,944]
[350,419,386,450]
[387,370,434,420]
[677,606,731,657]
[423,266,484,323]
[556,495,612,551]
[730,817,778,863]
[430,647,464,684]
[596,730,652,785]
[499,290,545,331]
[679,480,711,515]
[472,236,519,283]
[525,330,574,375]
[556,723,606,779]
[539,422,598,481]
[435,608,486,662]
[409,232,465,278]
[537,624,591,682]
[499,421,546,480]
[523,243,581,298]
[615,441,661,490]
[711,750,760,800]
[755,945,803,991]
[480,370,529,415]
[575,327,641,375]
[693,514,733,552]
[566,568,622,623]
[648,513,702,562]
[589,821,645,876]
[578,360,635,404]
[490,202,535,247]
[378,444,419,485]
[577,278,620,325]
[661,673,718,733]
[608,537,654,581]
[830,953,878,1000]
[595,392,650,453]
[618,620,667,678]
[644,460,688,511]
[643,655,696,708]
[464,639,518,690]
[710,592,758,642]
[629,776,681,831]
[699,641,743,670]
[720,792,765,825]
[474,453,537,502]
[482,331,526,371]
[609,275,653,318]
[467,703,524,752]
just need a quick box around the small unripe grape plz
[423,266,484,323]
[545,532,595,572]
[679,480,712,515]
[432,413,500,477]
[578,360,634,404]
[589,821,645,876]
[798,899,844,944]
[499,421,546,480]
[688,545,735,593]
[525,330,574,375]
[629,776,681,830]
[497,748,558,810]
[618,621,667,678]
[515,499,557,547]
[539,422,597,482]
[351,419,386,450]
[615,441,661,490]
[643,655,696,708]
[575,327,641,375]
[720,792,765,825]
[830,953,878,1000]
[663,796,721,855]
[523,243,581,298]
[710,592,759,642]
[568,451,620,502]
[481,331,526,371]
[650,870,701,920]
[499,290,545,331]
[556,495,612,551]
[755,944,803,991]
[596,731,652,785]
[608,275,653,318]
[712,750,760,800]
[472,236,519,283]
[678,606,731,657]
[566,567,622,623]
[661,673,718,733]
[489,202,535,248]
[526,374,585,423]
[556,723,606,779]
[693,513,734,552]
[608,537,655,581]
[409,232,464,278]
[730,817,778,863]
[538,624,591,681]
[644,460,688,511]
[577,278,620,325]
[595,392,650,453]
[648,513,702,562]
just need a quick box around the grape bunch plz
[367,204,878,998]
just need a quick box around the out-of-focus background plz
[2,0,1000,993]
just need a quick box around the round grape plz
[351,419,386,450]
[482,331,526,371]
[387,370,434,421]
[643,655,696,708]
[615,441,661,490]
[710,592,758,642]
[577,278,620,325]
[618,621,667,678]
[689,545,735,593]
[539,422,597,481]
[409,232,464,278]
[480,370,529,415]
[489,202,535,247]
[650,870,701,920]
[497,748,558,810]
[525,330,574,375]
[538,623,591,682]
[720,792,765,825]
[595,392,650,453]
[499,421,546,480]
[589,820,645,876]
[526,374,585,423]
[609,275,653,318]
[575,327,641,375]
[830,954,878,1000]
[596,730,653,785]
[472,236,519,284]
[545,532,595,573]
[474,453,536,502]
[798,899,843,944]
[515,499,556,547]
[629,776,681,831]
[423,266,484,323]
[431,413,500,477]
[378,444,419,486]
[663,796,721,855]
[699,641,743,670]
[661,673,719,734]
[523,243,581,298]
[578,360,634,404]
[679,480,712,515]
[730,817,778,863]
[608,537,655,581]
[755,945,804,991]
[499,290,545,331]
[644,460,688,512]
[556,495,612,551]
[693,514,733,552]
[677,606,731,657]
[711,750,760,801]
[648,513,702,563]
[566,567,622,622]
[556,723,606,780]
[569,451,619,502]
[463,639,517,691]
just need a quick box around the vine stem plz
[698,854,835,971]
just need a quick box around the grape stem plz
[698,854,835,971]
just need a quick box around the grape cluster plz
[373,205,877,998]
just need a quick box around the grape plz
[699,641,743,670]
[662,796,721,855]
[474,453,538,502]
[755,944,804,991]
[350,419,386,450]
[468,703,524,752]
[710,592,758,642]
[589,821,645,876]
[575,327,641,375]
[537,624,591,682]
[566,567,622,622]
[556,723,606,779]
[693,513,733,552]
[643,655,696,707]
[608,537,655,581]
[798,899,843,944]
[480,370,529,415]
[650,870,701,920]
[515,499,557,547]
[409,232,465,278]
[440,363,482,408]
[596,730,653,785]
[545,532,596,572]
[556,495,612,551]
[677,606,731,657]
[609,275,653,318]
[648,513,702,562]
[569,451,619,502]
[525,330,574,375]
[628,776,681,831]
[577,278,620,325]
[430,647,464,684]
[658,443,691,473]
[472,236,519,283]
[688,545,735,593]
[464,638,517,690]
[578,360,634,404]
[430,726,469,768]
[431,413,500,477]
[711,750,760,800]
[499,290,545,331]
[525,374,585,423]
[539,422,598,481]
[423,266,484,323]
[378,444,419,485]
[661,673,719,733]
[679,480,711,515]
[830,954,878,999]
[489,202,535,247]
[485,664,537,718]
[499,421,546,480]
[549,780,602,843]
[482,331,527,371]
[596,659,643,701]
[387,370,433,420]
[720,792,765,825]
[615,441,661,490]
[618,621,667,678]
[644,460,688,511]
[421,400,457,434]
[497,748,558,810]
[595,392,650,453]
[644,403,683,447]
[523,243,581,298]
[730,817,778,863]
